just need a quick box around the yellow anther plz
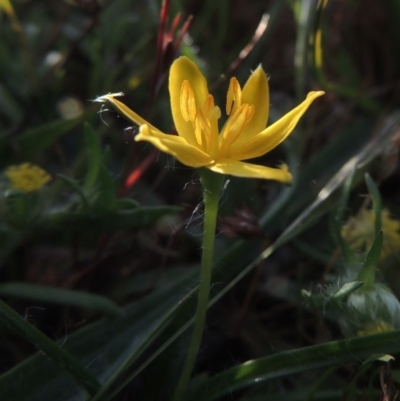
[223,104,254,140]
[226,78,242,115]
[202,94,215,115]
[194,118,203,145]
[202,95,221,125]
[245,104,255,122]
[220,104,255,157]
[180,80,197,122]
[209,105,221,122]
[194,108,212,146]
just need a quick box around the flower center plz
[179,78,255,159]
[180,80,220,156]
[219,78,255,157]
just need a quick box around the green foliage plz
[1,0,400,400]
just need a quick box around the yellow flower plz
[96,57,324,181]
[5,163,51,192]
[357,320,394,336]
[342,208,400,259]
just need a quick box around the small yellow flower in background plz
[357,320,394,336]
[96,56,324,182]
[342,208,400,259]
[5,163,51,192]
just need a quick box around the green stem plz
[173,168,224,401]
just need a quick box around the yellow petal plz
[240,65,269,139]
[208,159,292,182]
[169,57,209,146]
[135,125,214,168]
[230,91,324,160]
[95,94,162,134]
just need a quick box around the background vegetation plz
[1,0,400,400]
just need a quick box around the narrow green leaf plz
[0,269,197,401]
[0,84,23,125]
[301,282,364,310]
[39,206,180,231]
[331,281,364,300]
[94,164,116,210]
[0,283,121,316]
[343,360,376,401]
[186,331,400,401]
[56,174,90,211]
[294,0,319,99]
[365,173,382,236]
[18,117,84,158]
[100,206,180,230]
[2,112,398,401]
[357,231,383,288]
[83,122,102,190]
[112,198,140,210]
[312,0,379,113]
[336,167,356,225]
[329,211,355,265]
[332,168,357,261]
[111,114,400,400]
[0,299,100,396]
[363,353,394,364]
[245,389,380,401]
[0,229,24,267]
[271,111,400,249]
[109,115,400,398]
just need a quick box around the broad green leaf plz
[0,283,121,316]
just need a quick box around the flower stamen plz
[180,80,197,122]
[180,81,222,152]
[97,56,324,182]
[220,104,254,156]
[226,78,242,115]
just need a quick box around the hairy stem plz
[173,168,224,401]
